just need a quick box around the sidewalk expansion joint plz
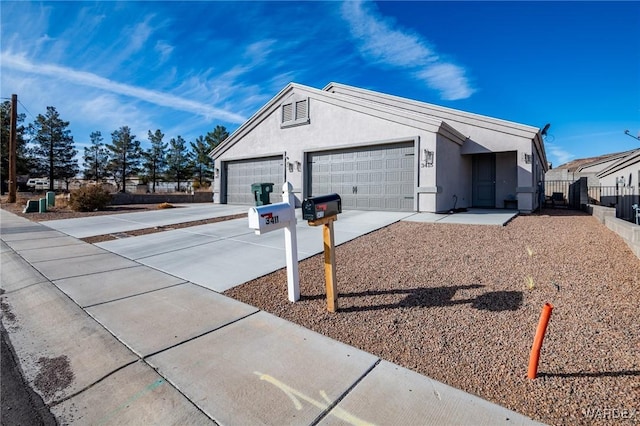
[134,239,220,261]
[309,358,381,426]
[81,281,190,308]
[142,310,260,360]
[47,359,139,408]
[38,264,140,282]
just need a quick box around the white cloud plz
[416,63,475,101]
[341,0,475,101]
[1,52,247,124]
[341,1,436,67]
[545,142,574,166]
[155,40,174,64]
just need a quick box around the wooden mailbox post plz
[303,194,342,312]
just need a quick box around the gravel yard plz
[224,209,640,425]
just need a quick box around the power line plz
[17,99,36,121]
[1,96,37,121]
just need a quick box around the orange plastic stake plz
[528,303,553,379]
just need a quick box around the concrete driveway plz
[41,204,248,238]
[47,206,412,292]
[41,204,517,293]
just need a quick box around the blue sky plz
[2,1,639,168]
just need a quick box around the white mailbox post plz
[247,182,300,302]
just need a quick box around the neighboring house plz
[596,149,640,222]
[545,149,637,186]
[546,149,640,221]
[596,149,640,189]
[209,82,549,213]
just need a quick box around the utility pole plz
[8,94,17,203]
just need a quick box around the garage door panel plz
[342,198,356,209]
[357,161,370,171]
[370,184,383,195]
[308,142,414,212]
[386,158,401,169]
[226,157,283,205]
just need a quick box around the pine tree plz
[166,135,192,192]
[28,106,78,191]
[190,135,213,187]
[106,126,141,193]
[143,129,167,193]
[205,125,229,151]
[82,131,109,182]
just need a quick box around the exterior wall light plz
[295,161,302,172]
[214,168,220,178]
[422,149,434,168]
[288,162,294,173]
[524,153,532,164]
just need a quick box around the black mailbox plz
[302,194,342,221]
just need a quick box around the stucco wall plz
[214,91,436,206]
[434,134,468,212]
[213,84,543,213]
[598,161,640,188]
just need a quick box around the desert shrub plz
[192,181,201,190]
[69,185,112,212]
[157,202,174,209]
[55,193,71,209]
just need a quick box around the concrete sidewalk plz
[1,208,541,425]
[41,204,249,238]
[402,208,519,226]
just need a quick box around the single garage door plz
[225,156,284,205]
[308,142,415,211]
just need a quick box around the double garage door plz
[308,142,415,211]
[225,156,283,205]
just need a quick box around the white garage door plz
[225,156,284,205]
[308,142,415,211]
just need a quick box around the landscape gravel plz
[224,209,640,426]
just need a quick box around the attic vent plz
[295,100,307,120]
[281,98,310,128]
[282,103,293,122]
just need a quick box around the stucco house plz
[596,149,640,189]
[545,149,637,187]
[209,83,548,213]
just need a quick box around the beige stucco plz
[211,83,548,213]
[597,150,640,188]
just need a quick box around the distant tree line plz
[0,101,229,193]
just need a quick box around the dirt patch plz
[33,355,75,400]
[0,299,16,323]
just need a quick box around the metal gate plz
[546,179,639,222]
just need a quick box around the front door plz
[472,154,496,208]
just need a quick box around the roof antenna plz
[624,130,640,141]
[541,123,551,136]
